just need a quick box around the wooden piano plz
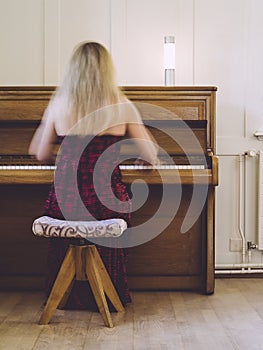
[0,86,218,294]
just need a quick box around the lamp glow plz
[164,36,175,86]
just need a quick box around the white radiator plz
[257,150,263,249]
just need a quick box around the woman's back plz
[45,134,131,223]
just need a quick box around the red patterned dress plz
[43,135,132,310]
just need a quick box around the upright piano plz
[0,86,218,294]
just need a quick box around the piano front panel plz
[122,120,208,156]
[0,120,207,156]
[127,184,204,279]
[0,87,53,121]
[134,99,205,120]
[0,184,49,289]
[0,121,39,155]
[0,86,217,294]
[123,86,216,151]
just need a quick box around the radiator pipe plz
[257,151,262,249]
[215,269,263,275]
[216,263,263,268]
[238,154,247,266]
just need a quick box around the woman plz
[29,41,158,310]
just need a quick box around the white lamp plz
[164,36,175,86]
[254,131,263,141]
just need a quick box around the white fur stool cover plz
[32,216,127,239]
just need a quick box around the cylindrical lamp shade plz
[164,36,175,86]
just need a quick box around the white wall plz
[1,0,263,267]
[0,0,44,84]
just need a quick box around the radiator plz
[257,150,263,249]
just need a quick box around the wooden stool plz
[32,216,127,328]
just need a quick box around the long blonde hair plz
[49,41,125,134]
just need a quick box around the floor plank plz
[1,279,263,349]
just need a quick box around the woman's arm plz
[126,122,159,165]
[120,98,159,165]
[28,108,57,163]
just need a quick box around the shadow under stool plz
[32,216,128,328]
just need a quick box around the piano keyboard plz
[0,165,56,170]
[0,164,205,170]
[119,164,205,170]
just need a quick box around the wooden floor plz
[1,278,263,350]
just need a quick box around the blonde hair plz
[49,41,124,134]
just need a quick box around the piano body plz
[0,86,218,294]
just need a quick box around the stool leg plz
[57,279,74,310]
[92,246,125,312]
[57,246,85,309]
[39,247,76,325]
[85,247,114,328]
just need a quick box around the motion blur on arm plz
[28,105,57,163]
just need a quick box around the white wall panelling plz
[215,156,241,265]
[112,0,195,86]
[44,0,60,85]
[243,0,263,141]
[194,0,247,152]
[1,0,263,267]
[44,0,111,85]
[110,0,127,86]
[176,0,194,85]
[124,0,195,86]
[0,0,44,85]
[59,0,111,75]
